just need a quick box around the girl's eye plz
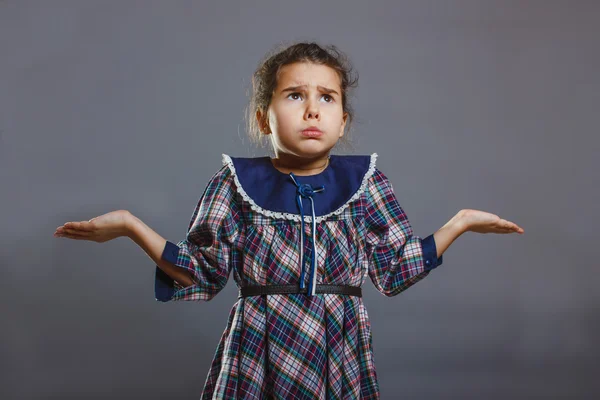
[287,93,334,102]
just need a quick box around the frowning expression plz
[258,62,348,158]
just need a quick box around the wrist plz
[124,211,141,240]
[453,210,470,234]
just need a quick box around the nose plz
[304,100,320,121]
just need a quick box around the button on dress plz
[154,153,443,399]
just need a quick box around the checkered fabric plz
[155,158,443,399]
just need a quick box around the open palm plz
[460,209,524,234]
[54,210,131,243]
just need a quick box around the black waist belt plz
[238,284,362,298]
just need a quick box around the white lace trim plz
[221,153,378,223]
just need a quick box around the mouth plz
[301,128,323,138]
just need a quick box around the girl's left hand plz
[458,209,524,235]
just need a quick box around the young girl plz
[53,42,524,399]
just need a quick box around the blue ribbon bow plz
[289,173,325,296]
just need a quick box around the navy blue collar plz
[222,154,376,219]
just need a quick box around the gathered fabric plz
[153,153,444,399]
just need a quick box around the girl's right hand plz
[54,210,132,243]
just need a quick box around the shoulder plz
[196,161,237,205]
[205,164,234,189]
[364,165,402,210]
[368,167,393,190]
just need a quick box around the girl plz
[53,42,524,399]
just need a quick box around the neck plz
[271,153,330,176]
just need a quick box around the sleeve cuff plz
[422,234,444,271]
[154,241,181,302]
[162,240,180,264]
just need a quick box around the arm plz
[365,169,449,296]
[125,212,195,288]
[432,212,469,259]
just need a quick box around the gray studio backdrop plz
[1,1,598,399]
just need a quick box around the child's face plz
[258,62,348,158]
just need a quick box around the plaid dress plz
[154,153,443,399]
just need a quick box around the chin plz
[290,144,334,158]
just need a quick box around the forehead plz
[275,62,341,91]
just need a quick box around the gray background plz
[1,0,598,399]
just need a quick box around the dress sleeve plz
[364,168,444,297]
[154,166,240,302]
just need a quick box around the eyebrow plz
[280,85,340,96]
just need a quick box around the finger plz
[512,225,524,233]
[61,228,93,237]
[65,221,94,231]
[499,226,523,234]
[513,223,524,232]
[57,233,88,240]
[502,219,523,231]
[500,220,519,230]
[54,229,87,238]
[57,223,91,234]
[56,223,71,233]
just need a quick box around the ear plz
[339,112,348,138]
[256,109,270,135]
